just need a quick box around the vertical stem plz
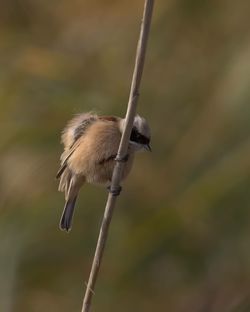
[81,1,154,311]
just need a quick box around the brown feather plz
[99,116,118,122]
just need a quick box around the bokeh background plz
[1,0,250,311]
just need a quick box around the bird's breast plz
[67,120,135,185]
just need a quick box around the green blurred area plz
[1,0,250,311]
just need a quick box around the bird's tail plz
[60,196,77,232]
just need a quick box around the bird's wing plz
[61,112,97,149]
[56,113,97,179]
[56,140,81,179]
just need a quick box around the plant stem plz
[81,1,154,311]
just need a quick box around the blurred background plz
[1,0,250,311]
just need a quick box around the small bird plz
[56,112,151,231]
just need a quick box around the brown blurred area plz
[1,0,250,311]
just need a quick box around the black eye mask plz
[130,127,150,145]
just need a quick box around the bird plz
[56,112,151,232]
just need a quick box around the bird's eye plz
[130,128,150,145]
[130,127,139,142]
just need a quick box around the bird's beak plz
[144,144,152,152]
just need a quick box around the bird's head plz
[129,115,151,152]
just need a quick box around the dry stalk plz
[81,1,154,311]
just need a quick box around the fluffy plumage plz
[57,112,151,231]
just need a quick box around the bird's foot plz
[107,185,122,196]
[115,153,129,162]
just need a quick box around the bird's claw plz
[107,185,122,196]
[115,154,129,162]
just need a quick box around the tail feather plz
[60,196,77,232]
